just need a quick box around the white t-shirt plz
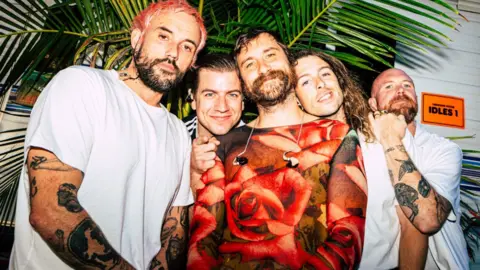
[9,66,194,270]
[359,124,468,270]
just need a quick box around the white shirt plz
[359,124,468,270]
[9,66,193,270]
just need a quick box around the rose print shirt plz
[188,119,368,270]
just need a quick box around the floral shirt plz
[188,119,368,270]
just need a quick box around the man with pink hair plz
[9,1,206,269]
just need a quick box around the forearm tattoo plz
[417,176,431,198]
[161,217,178,247]
[149,257,165,270]
[30,177,38,199]
[394,183,419,222]
[51,229,65,252]
[385,144,406,154]
[434,192,452,225]
[30,155,74,171]
[166,234,186,268]
[68,218,122,269]
[57,183,84,213]
[160,207,188,270]
[395,158,416,181]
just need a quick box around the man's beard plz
[133,45,185,93]
[245,69,295,108]
[385,94,418,124]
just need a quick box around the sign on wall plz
[421,92,465,129]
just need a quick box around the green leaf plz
[373,0,457,29]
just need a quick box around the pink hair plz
[131,0,207,62]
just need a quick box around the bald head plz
[368,68,418,124]
[371,68,414,97]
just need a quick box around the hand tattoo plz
[418,177,431,198]
[395,183,419,222]
[395,158,416,181]
[30,177,38,199]
[57,183,83,213]
[68,218,121,269]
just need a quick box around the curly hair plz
[294,50,374,142]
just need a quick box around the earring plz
[296,97,304,111]
[186,88,193,102]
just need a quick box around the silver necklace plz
[233,112,305,168]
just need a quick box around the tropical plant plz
[1,0,477,258]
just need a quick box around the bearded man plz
[364,68,468,269]
[187,29,367,269]
[9,1,206,269]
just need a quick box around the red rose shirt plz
[188,119,368,270]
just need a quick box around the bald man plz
[359,68,468,269]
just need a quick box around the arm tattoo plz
[395,158,416,181]
[434,192,452,225]
[385,147,395,154]
[396,145,407,152]
[50,229,65,252]
[68,218,122,269]
[394,183,419,222]
[149,257,165,270]
[30,155,74,171]
[385,145,406,154]
[180,207,188,229]
[161,217,178,247]
[30,177,38,199]
[57,183,84,213]
[418,176,431,198]
[166,234,186,269]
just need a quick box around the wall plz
[394,7,480,151]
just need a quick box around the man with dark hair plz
[183,53,244,140]
[184,53,245,198]
[365,68,468,269]
[188,29,367,269]
[9,1,206,269]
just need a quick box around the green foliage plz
[2,0,479,260]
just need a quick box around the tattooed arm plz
[369,113,453,234]
[148,206,189,270]
[27,147,134,269]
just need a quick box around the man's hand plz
[368,112,453,234]
[191,136,220,174]
[190,136,219,198]
[368,111,407,145]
